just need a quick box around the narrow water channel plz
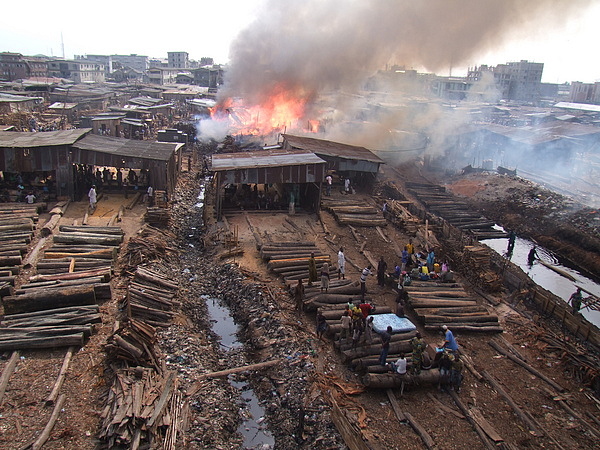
[202,295,275,449]
[482,232,600,328]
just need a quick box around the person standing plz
[401,246,409,272]
[340,311,352,342]
[360,265,372,300]
[450,354,464,392]
[377,256,387,287]
[344,177,351,194]
[316,312,328,341]
[147,185,154,206]
[325,174,333,196]
[528,246,538,266]
[406,239,415,265]
[320,262,330,293]
[88,185,97,212]
[426,249,435,273]
[364,316,374,344]
[379,326,393,366]
[308,253,318,286]
[410,331,426,375]
[294,279,305,311]
[337,247,346,280]
[441,325,459,352]
[569,288,584,314]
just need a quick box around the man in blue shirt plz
[442,325,459,352]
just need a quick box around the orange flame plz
[213,84,318,136]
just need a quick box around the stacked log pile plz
[125,267,179,327]
[321,198,387,227]
[407,282,503,332]
[293,279,363,311]
[384,199,419,234]
[0,286,101,350]
[0,203,45,276]
[262,242,336,282]
[41,200,69,237]
[405,182,508,239]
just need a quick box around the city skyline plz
[1,0,599,84]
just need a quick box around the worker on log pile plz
[364,316,374,344]
[438,350,453,391]
[569,288,584,314]
[320,262,330,293]
[441,325,459,353]
[378,326,393,366]
[340,311,351,342]
[337,247,346,280]
[426,248,435,273]
[360,265,373,300]
[410,332,426,375]
[307,253,318,286]
[377,256,387,287]
[406,239,415,266]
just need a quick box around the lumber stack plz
[0,285,101,350]
[384,199,419,234]
[126,267,178,327]
[41,200,69,237]
[407,282,503,333]
[99,366,183,448]
[144,207,170,227]
[321,199,387,227]
[0,203,45,277]
[120,225,177,274]
[405,182,507,240]
[261,241,336,281]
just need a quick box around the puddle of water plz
[231,379,275,449]
[201,295,274,448]
[484,234,600,328]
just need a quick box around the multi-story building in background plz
[0,52,49,81]
[168,52,189,68]
[493,60,544,103]
[569,81,600,105]
[47,60,105,83]
[111,54,149,73]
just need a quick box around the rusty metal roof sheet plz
[72,134,182,161]
[211,149,325,171]
[0,128,91,147]
[282,134,383,163]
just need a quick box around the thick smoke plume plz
[222,0,591,103]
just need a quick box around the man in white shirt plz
[88,185,97,212]
[325,174,333,196]
[391,353,407,375]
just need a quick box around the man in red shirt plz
[359,301,374,326]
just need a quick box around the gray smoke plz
[221,0,591,104]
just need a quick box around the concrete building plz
[193,67,223,88]
[0,53,48,81]
[569,82,600,105]
[168,52,189,69]
[75,54,113,77]
[493,60,544,103]
[47,60,105,83]
[147,67,179,85]
[111,54,149,73]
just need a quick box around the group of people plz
[338,300,376,349]
[386,325,463,392]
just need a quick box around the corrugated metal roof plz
[0,128,91,147]
[282,134,383,163]
[73,134,182,161]
[211,149,325,171]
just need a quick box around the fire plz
[213,84,318,137]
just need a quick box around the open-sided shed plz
[211,149,326,218]
[72,135,184,196]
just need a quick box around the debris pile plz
[124,267,179,327]
[120,226,177,273]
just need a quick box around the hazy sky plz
[1,0,598,84]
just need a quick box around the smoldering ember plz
[1,41,600,450]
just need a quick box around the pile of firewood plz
[125,267,178,327]
[144,207,170,227]
[407,282,502,333]
[106,318,161,369]
[99,366,187,449]
[121,226,176,273]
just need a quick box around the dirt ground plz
[0,160,599,449]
